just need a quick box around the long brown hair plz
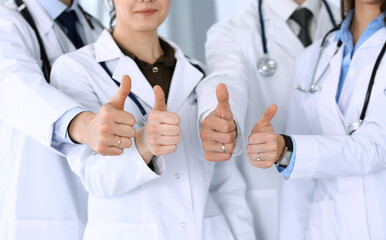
[340,0,386,21]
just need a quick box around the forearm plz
[68,141,165,198]
[290,133,386,179]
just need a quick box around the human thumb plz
[153,85,167,111]
[109,75,132,110]
[252,104,278,133]
[215,83,233,120]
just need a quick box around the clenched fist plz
[69,75,136,156]
[200,84,237,162]
[135,85,181,163]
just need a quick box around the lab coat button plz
[174,174,180,179]
[180,222,186,228]
[349,70,357,78]
[384,88,386,96]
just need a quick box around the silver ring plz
[257,153,261,161]
[222,143,226,153]
[117,136,122,148]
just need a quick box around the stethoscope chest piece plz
[348,120,362,135]
[257,55,277,77]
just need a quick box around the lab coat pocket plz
[8,219,79,240]
[84,221,158,240]
[306,200,338,240]
[202,215,234,240]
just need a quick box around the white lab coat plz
[196,0,339,239]
[281,27,386,239]
[0,0,103,239]
[50,30,255,240]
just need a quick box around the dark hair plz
[340,0,386,22]
[109,1,116,28]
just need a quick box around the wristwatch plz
[276,134,293,168]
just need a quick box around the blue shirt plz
[36,0,86,44]
[279,10,386,179]
[335,10,385,101]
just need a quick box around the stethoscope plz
[257,0,337,76]
[14,0,96,83]
[99,62,148,125]
[296,27,386,135]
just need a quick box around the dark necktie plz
[290,8,313,47]
[56,10,84,49]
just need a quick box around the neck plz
[60,0,72,7]
[113,23,163,64]
[350,1,382,46]
[295,0,305,5]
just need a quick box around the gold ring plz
[222,143,226,153]
[117,136,122,148]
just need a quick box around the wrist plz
[275,134,286,164]
[68,111,94,144]
[135,128,154,164]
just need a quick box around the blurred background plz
[0,0,340,62]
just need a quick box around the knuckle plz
[222,124,230,133]
[224,134,233,143]
[127,139,133,148]
[227,144,235,153]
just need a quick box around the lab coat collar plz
[36,0,79,20]
[94,30,203,113]
[264,2,304,57]
[266,0,320,23]
[24,0,83,37]
[95,30,123,63]
[23,0,55,35]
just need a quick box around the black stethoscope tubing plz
[360,40,386,122]
[99,62,147,118]
[258,0,337,55]
[309,28,386,133]
[14,0,95,83]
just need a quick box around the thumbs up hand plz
[135,85,181,163]
[200,84,237,162]
[247,104,285,169]
[68,75,136,156]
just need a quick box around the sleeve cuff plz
[52,106,87,144]
[277,136,297,180]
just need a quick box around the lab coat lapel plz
[166,44,203,113]
[25,0,76,53]
[113,57,155,109]
[265,5,304,58]
[94,30,155,109]
[316,40,347,135]
[24,0,54,36]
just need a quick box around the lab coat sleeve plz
[209,160,256,239]
[291,102,386,179]
[0,7,82,151]
[285,43,386,179]
[50,54,165,198]
[196,22,251,150]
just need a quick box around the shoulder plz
[77,4,105,30]
[207,1,258,42]
[52,44,96,74]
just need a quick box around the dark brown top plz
[118,39,176,102]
